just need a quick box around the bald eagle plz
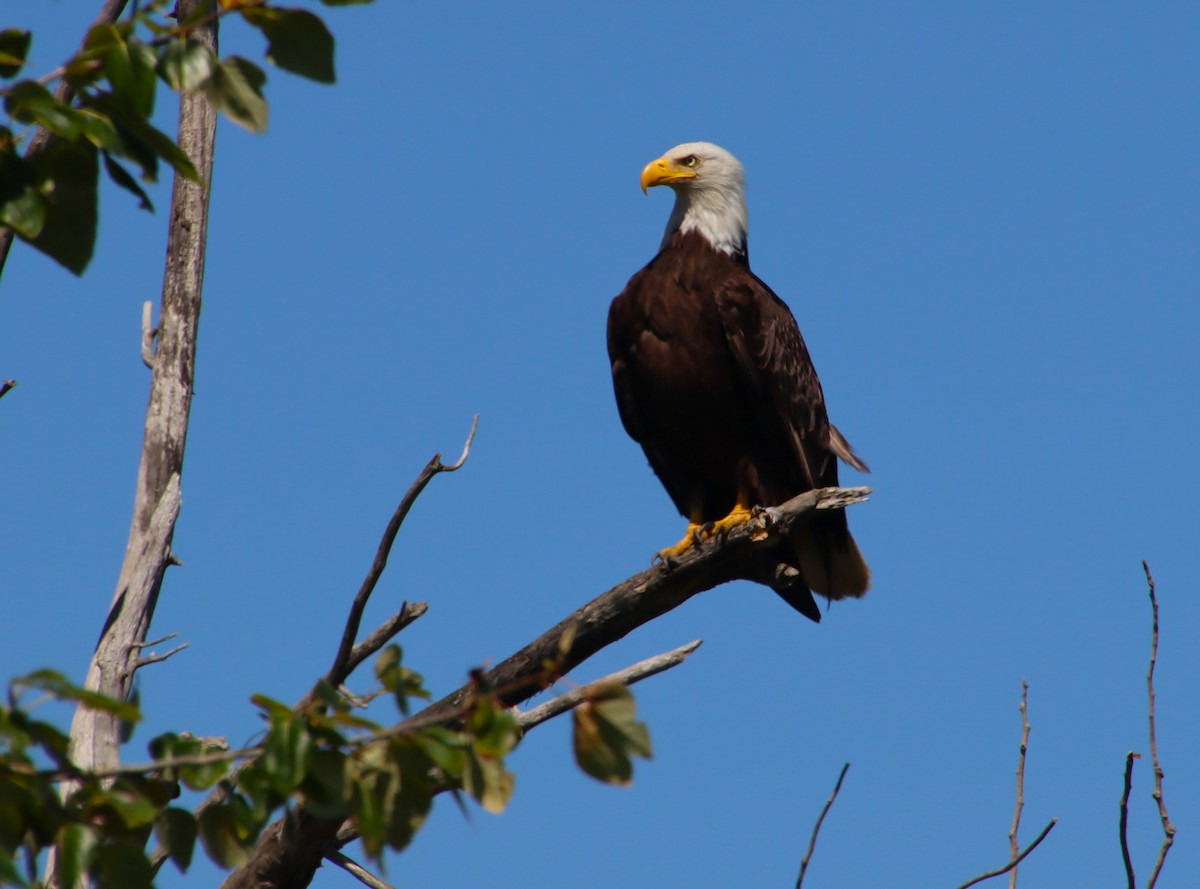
[607,142,870,621]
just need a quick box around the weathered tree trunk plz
[55,0,218,867]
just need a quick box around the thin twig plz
[1008,679,1030,889]
[955,819,1058,889]
[131,632,179,649]
[0,380,16,400]
[1142,561,1175,889]
[796,762,850,888]
[324,852,395,889]
[342,601,430,680]
[134,641,189,668]
[1119,752,1136,889]
[325,415,478,690]
[516,640,702,731]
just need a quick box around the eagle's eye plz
[680,155,699,168]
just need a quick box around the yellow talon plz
[656,503,755,561]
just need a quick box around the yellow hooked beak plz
[640,156,697,194]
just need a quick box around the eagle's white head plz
[641,141,749,257]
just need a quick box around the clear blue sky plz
[4,2,1198,887]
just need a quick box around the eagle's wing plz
[715,273,868,491]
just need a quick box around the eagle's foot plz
[707,504,755,538]
[656,522,706,563]
[655,505,755,562]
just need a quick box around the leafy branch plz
[0,0,359,278]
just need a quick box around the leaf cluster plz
[0,0,359,276]
[0,646,653,885]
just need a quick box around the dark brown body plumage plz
[608,230,869,620]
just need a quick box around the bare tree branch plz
[1142,561,1175,889]
[0,379,16,400]
[795,762,850,888]
[955,819,1058,889]
[325,415,478,692]
[134,641,189,668]
[324,852,395,889]
[1119,751,1136,889]
[0,0,131,280]
[1008,679,1030,889]
[516,639,702,731]
[344,602,430,679]
[219,485,870,889]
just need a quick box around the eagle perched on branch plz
[607,142,870,622]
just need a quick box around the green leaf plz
[54,823,98,889]
[461,747,514,814]
[94,841,154,889]
[572,683,652,787]
[98,26,157,118]
[248,8,336,84]
[197,803,250,870]
[154,807,198,873]
[202,56,268,133]
[349,763,390,861]
[375,645,430,716]
[12,670,140,722]
[298,748,349,820]
[83,92,198,182]
[467,694,519,759]
[102,784,161,830]
[249,693,292,720]
[156,38,216,92]
[0,151,46,239]
[20,137,96,274]
[3,81,89,139]
[411,726,467,777]
[0,29,32,79]
[261,714,313,796]
[103,151,153,211]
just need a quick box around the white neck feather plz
[660,180,749,256]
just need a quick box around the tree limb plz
[325,415,478,693]
[516,639,702,732]
[219,485,870,889]
[324,852,395,889]
[795,762,850,888]
[64,0,217,771]
[955,819,1057,889]
[1119,751,1136,889]
[1008,680,1030,889]
[1142,561,1175,889]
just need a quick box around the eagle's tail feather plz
[791,523,871,601]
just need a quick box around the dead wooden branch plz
[50,8,218,885]
[955,819,1057,889]
[1119,751,1136,889]
[134,641,189,669]
[0,379,16,400]
[516,639,702,731]
[1142,561,1175,889]
[219,484,869,889]
[1008,679,1030,889]
[795,762,850,888]
[325,415,478,693]
[324,852,395,889]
